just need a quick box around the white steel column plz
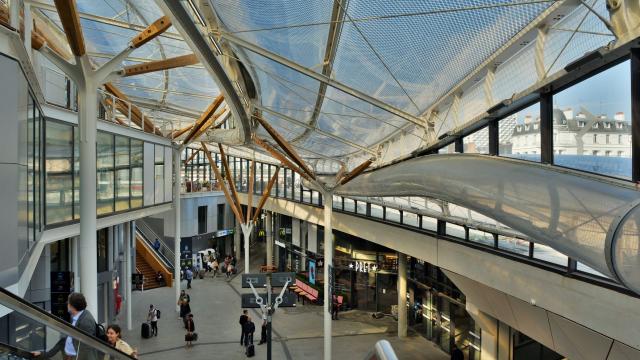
[323,192,333,360]
[397,253,408,338]
[174,149,182,312]
[71,236,80,292]
[124,221,132,330]
[77,69,99,317]
[9,0,19,29]
[241,223,253,273]
[266,211,273,266]
[234,221,241,260]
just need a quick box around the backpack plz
[155,309,161,319]
[96,323,107,342]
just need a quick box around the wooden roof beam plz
[338,158,374,186]
[123,53,198,77]
[131,16,171,48]
[252,167,280,224]
[253,136,312,182]
[254,115,315,180]
[218,144,244,218]
[104,82,163,136]
[172,124,194,139]
[53,0,85,57]
[191,108,226,141]
[183,94,224,144]
[201,143,244,225]
[184,149,199,165]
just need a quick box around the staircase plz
[135,252,165,290]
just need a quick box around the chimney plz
[524,115,532,124]
[615,112,625,121]
[563,108,574,120]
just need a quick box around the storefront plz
[408,258,481,359]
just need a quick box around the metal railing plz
[0,287,135,359]
[364,340,398,360]
[136,221,175,272]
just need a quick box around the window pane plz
[97,132,114,169]
[533,243,568,266]
[468,228,494,246]
[438,143,455,154]
[344,198,355,212]
[115,136,129,167]
[332,195,341,209]
[576,262,609,278]
[499,102,540,161]
[386,207,400,223]
[115,168,130,211]
[446,223,466,239]
[293,172,301,201]
[73,128,79,219]
[45,121,73,224]
[463,127,489,154]
[97,170,114,215]
[155,145,164,203]
[356,201,366,215]
[131,139,143,166]
[497,235,529,256]
[421,216,437,231]
[552,61,631,179]
[403,212,419,227]
[131,167,143,208]
[370,204,383,218]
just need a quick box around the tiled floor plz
[115,247,448,360]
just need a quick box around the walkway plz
[116,246,448,360]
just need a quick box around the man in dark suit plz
[32,292,98,360]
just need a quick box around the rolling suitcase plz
[245,344,255,357]
[141,322,152,339]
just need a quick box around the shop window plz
[217,203,225,229]
[499,102,540,161]
[97,229,109,272]
[553,60,631,179]
[198,206,207,234]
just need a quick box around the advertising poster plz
[308,259,316,285]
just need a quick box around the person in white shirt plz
[147,304,159,336]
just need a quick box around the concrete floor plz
[115,248,448,360]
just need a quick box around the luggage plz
[199,270,205,279]
[245,344,255,357]
[141,322,152,339]
[185,332,198,341]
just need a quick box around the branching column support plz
[322,190,333,360]
[173,148,182,312]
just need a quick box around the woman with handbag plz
[185,314,196,348]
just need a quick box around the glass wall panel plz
[421,216,438,232]
[285,169,293,199]
[277,166,285,197]
[533,243,568,266]
[73,128,79,219]
[386,207,401,223]
[130,139,143,208]
[370,203,383,218]
[293,172,301,201]
[497,235,529,256]
[332,195,341,209]
[154,145,164,203]
[445,223,466,239]
[96,132,114,215]
[463,127,489,154]
[344,198,355,212]
[45,121,73,224]
[499,102,540,161]
[115,136,129,167]
[577,262,608,278]
[552,61,631,179]
[403,212,419,227]
[115,169,130,211]
[468,228,494,246]
[356,201,366,215]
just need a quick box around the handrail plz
[136,229,174,272]
[136,220,175,264]
[0,341,36,359]
[364,340,398,360]
[0,287,135,359]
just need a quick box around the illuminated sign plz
[348,261,378,273]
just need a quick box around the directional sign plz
[241,291,297,308]
[241,293,266,308]
[242,274,267,288]
[271,272,295,287]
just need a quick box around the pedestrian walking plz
[147,304,159,336]
[105,324,137,359]
[239,310,248,346]
[31,293,98,360]
[258,315,267,345]
[178,297,191,328]
[185,314,196,348]
[226,263,234,279]
[212,259,219,277]
[185,268,193,289]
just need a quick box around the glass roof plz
[30,0,618,169]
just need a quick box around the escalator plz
[0,287,135,360]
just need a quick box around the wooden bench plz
[292,279,319,304]
[260,265,277,273]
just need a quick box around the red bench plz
[291,279,319,304]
